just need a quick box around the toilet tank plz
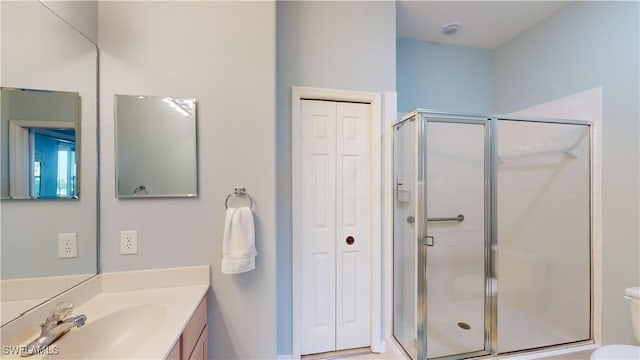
[626,287,640,343]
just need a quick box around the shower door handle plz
[424,235,435,247]
[427,214,464,222]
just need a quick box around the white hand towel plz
[221,207,257,274]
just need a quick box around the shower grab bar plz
[427,214,464,222]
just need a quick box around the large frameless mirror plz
[0,0,98,326]
[115,94,198,198]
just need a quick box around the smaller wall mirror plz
[115,95,198,198]
[1,88,80,200]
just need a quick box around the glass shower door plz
[393,112,592,360]
[496,120,591,352]
[393,116,419,359]
[423,117,491,359]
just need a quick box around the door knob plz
[346,235,355,245]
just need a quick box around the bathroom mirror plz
[1,88,80,200]
[115,95,198,198]
[0,1,98,325]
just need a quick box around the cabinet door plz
[188,325,208,360]
[167,339,181,360]
[183,297,207,358]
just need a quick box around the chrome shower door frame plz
[493,116,593,355]
[391,113,421,360]
[395,109,593,360]
[416,111,495,360]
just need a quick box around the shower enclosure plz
[393,110,591,360]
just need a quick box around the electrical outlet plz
[58,233,77,258]
[120,230,138,255]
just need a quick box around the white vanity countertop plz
[0,265,210,359]
[53,284,208,359]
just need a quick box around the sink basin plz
[45,304,166,359]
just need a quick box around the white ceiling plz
[397,1,569,49]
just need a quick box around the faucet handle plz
[47,302,74,322]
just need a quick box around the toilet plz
[591,287,640,359]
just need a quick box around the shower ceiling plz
[396,1,569,49]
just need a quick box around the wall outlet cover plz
[120,230,138,255]
[58,233,77,258]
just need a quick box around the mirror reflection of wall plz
[1,88,80,200]
[0,0,98,325]
[115,95,198,198]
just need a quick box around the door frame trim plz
[292,86,383,359]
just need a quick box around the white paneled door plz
[300,100,371,355]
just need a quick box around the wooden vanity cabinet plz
[167,296,208,360]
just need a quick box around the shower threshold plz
[390,337,596,360]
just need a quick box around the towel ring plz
[225,187,254,209]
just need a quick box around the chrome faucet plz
[21,302,87,357]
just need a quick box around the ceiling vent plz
[442,21,462,35]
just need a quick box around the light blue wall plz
[397,38,493,113]
[41,0,98,44]
[99,2,277,358]
[276,1,396,355]
[493,1,640,344]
